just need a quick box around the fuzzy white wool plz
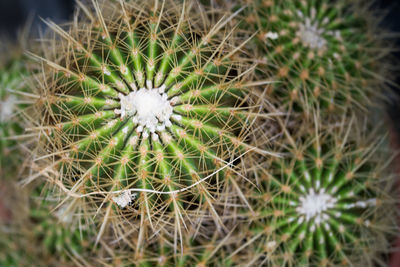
[54,203,73,223]
[265,31,279,40]
[0,95,17,122]
[296,189,337,225]
[297,18,327,50]
[116,84,173,134]
[112,190,136,208]
[296,10,342,51]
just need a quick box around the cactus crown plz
[242,118,396,266]
[26,0,261,245]
[246,0,385,114]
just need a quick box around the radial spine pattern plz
[243,120,396,266]
[246,0,384,114]
[28,0,258,242]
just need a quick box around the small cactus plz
[239,117,397,266]
[0,54,27,176]
[106,230,235,267]
[30,189,92,263]
[243,0,391,114]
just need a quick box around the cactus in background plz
[0,50,28,176]
[242,0,391,115]
[30,187,93,265]
[235,117,397,266]
[0,181,95,267]
[103,229,235,267]
[21,0,267,248]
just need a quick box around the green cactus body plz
[243,122,395,266]
[27,0,258,242]
[30,195,91,261]
[245,0,381,114]
[109,234,233,267]
[0,182,91,266]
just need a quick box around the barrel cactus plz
[23,0,266,246]
[0,181,93,266]
[0,50,28,176]
[242,0,390,114]
[30,188,93,264]
[104,229,235,267]
[238,117,397,266]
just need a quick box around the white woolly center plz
[55,203,73,224]
[296,189,337,225]
[297,18,327,50]
[0,95,16,123]
[115,82,175,138]
[296,9,341,51]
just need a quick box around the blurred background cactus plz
[0,38,29,176]
[233,115,398,266]
[240,0,396,116]
[1,0,400,266]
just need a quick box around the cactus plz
[104,230,235,267]
[0,53,27,176]
[0,180,94,267]
[30,188,93,264]
[242,0,391,114]
[237,117,397,266]
[22,0,265,247]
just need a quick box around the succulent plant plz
[30,188,93,264]
[236,117,397,266]
[22,0,267,248]
[104,229,235,267]
[0,56,27,176]
[242,0,391,115]
[0,182,94,267]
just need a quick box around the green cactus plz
[241,0,390,115]
[30,189,92,263]
[0,57,27,176]
[237,118,396,266]
[22,0,264,247]
[0,182,94,267]
[104,231,235,267]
